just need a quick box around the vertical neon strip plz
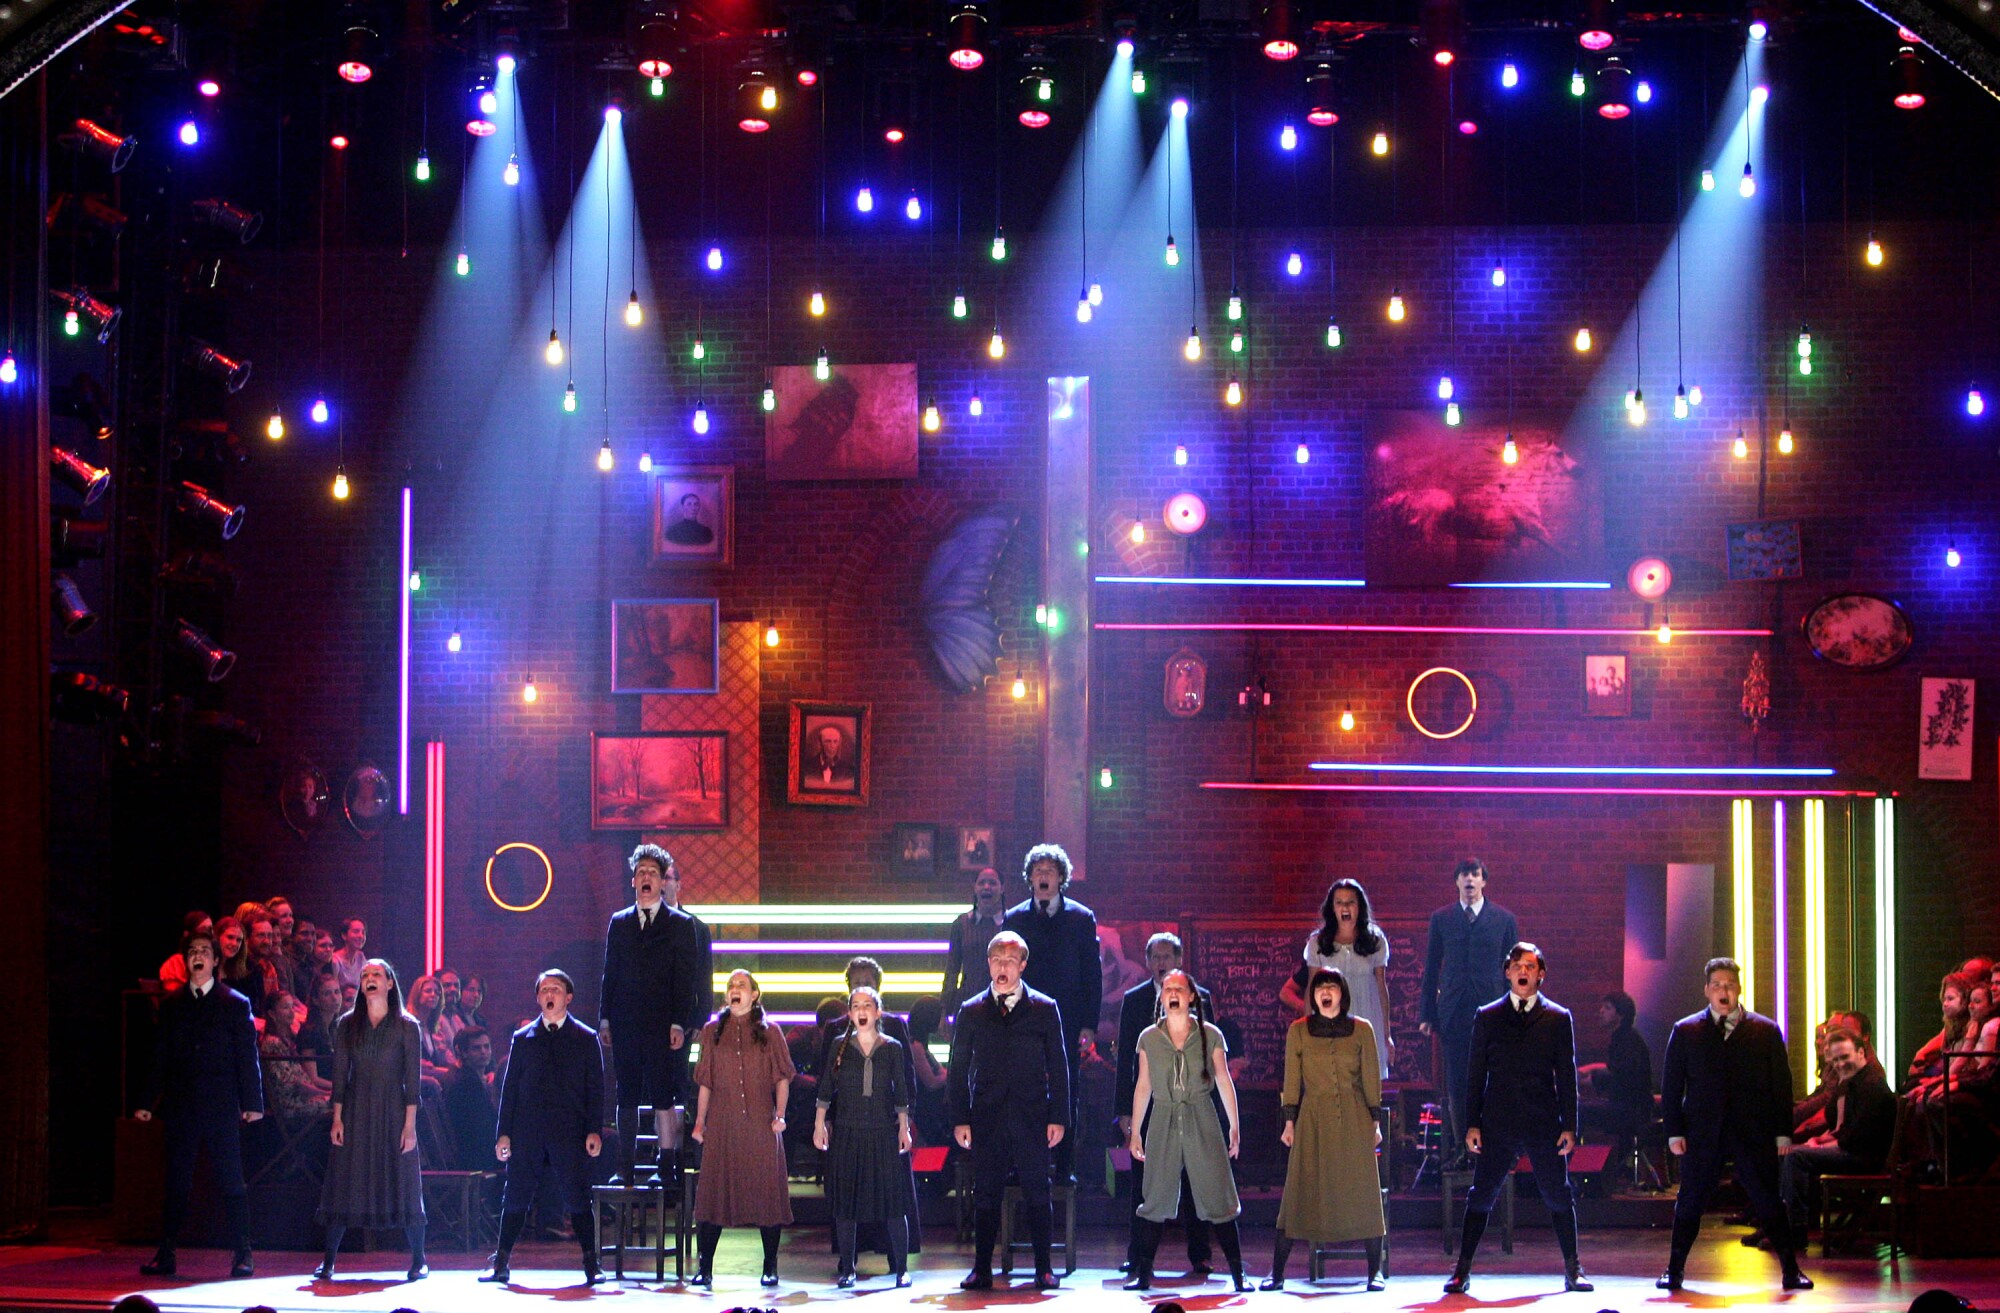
[425,740,444,975]
[1874,799,1897,1075]
[1804,798,1827,1059]
[1772,799,1787,1038]
[398,486,413,815]
[1733,799,1757,1014]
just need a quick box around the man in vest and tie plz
[1420,858,1519,1163]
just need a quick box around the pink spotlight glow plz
[1599,102,1632,119]
[1434,49,1455,66]
[796,68,820,85]
[738,117,771,132]
[337,60,373,83]
[329,134,350,150]
[1307,108,1339,126]
[1579,28,1614,49]
[1457,118,1479,134]
[885,127,906,143]
[466,118,497,136]
[949,48,985,70]
[197,79,221,97]
[1018,109,1051,128]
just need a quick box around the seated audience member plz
[433,969,469,1055]
[1794,1015,1857,1139]
[265,897,296,950]
[407,974,458,1080]
[1962,958,1996,989]
[329,917,369,995]
[294,930,336,1004]
[232,901,269,930]
[1577,990,1653,1160]
[906,996,952,1147]
[1782,1027,1895,1235]
[242,911,286,1018]
[258,992,332,1119]
[289,918,318,968]
[158,912,212,991]
[460,974,489,1029]
[442,1026,503,1170]
[1908,974,1980,1093]
[1901,973,1996,1181]
[215,916,255,1000]
[297,973,344,1079]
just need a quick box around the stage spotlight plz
[51,377,113,442]
[1261,0,1299,60]
[176,481,247,540]
[197,79,221,97]
[1422,0,1464,67]
[1578,0,1615,49]
[466,117,496,137]
[738,73,774,131]
[158,549,239,596]
[187,708,263,748]
[46,193,128,239]
[172,618,237,682]
[183,340,253,393]
[1596,57,1635,117]
[52,671,130,725]
[947,6,987,70]
[336,15,378,83]
[51,447,111,504]
[1018,69,1053,127]
[63,119,137,172]
[188,199,262,245]
[52,287,120,342]
[1306,61,1339,125]
[1893,46,1926,108]
[494,31,519,75]
[52,573,97,636]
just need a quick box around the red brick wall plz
[207,219,1996,1054]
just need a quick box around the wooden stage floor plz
[0,1221,1985,1313]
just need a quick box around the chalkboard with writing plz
[1189,917,1433,1089]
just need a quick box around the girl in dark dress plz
[313,958,427,1283]
[812,987,914,1288]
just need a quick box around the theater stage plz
[0,1223,1984,1313]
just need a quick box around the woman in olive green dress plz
[1264,967,1386,1290]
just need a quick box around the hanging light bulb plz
[691,338,706,362]
[639,451,654,472]
[1224,377,1243,406]
[991,227,1007,261]
[1491,260,1506,288]
[1339,706,1356,732]
[1627,389,1646,425]
[762,383,778,411]
[1574,325,1593,352]
[1968,387,1986,417]
[987,327,1006,359]
[1437,375,1455,400]
[650,76,665,97]
[1129,521,1146,544]
[968,391,984,417]
[816,348,832,380]
[625,292,643,327]
[563,382,577,413]
[952,290,969,318]
[1230,330,1245,354]
[1280,121,1298,151]
[1733,433,1750,459]
[1325,319,1343,348]
[447,631,462,653]
[1688,384,1704,406]
[522,673,538,703]
[1174,443,1188,466]
[1655,619,1673,644]
[706,246,724,271]
[0,351,13,385]
[331,464,350,499]
[923,398,941,432]
[62,309,79,336]
[1371,130,1389,156]
[1445,401,1462,426]
[1098,766,1114,789]
[415,149,431,182]
[311,397,331,424]
[1294,442,1311,464]
[545,329,565,365]
[408,569,423,592]
[265,411,285,440]
[765,622,782,648]
[1132,67,1147,94]
[455,250,471,276]
[1777,428,1794,454]
[1946,544,1962,568]
[1286,251,1304,277]
[1011,676,1028,699]
[1164,235,1180,267]
[1739,162,1756,197]
[597,437,614,470]
[1571,68,1588,96]
[1088,282,1103,307]
[503,152,520,186]
[692,401,710,434]
[1797,324,1812,361]
[1674,385,1689,419]
[905,191,923,221]
[809,289,826,316]
[856,185,875,213]
[1184,327,1202,361]
[1075,292,1093,324]
[1700,167,1716,191]
[1387,291,1405,322]
[1227,291,1244,321]
[1502,435,1519,464]
[1865,236,1884,267]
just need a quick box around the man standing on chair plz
[600,844,704,1187]
[1116,932,1219,1277]
[483,970,606,1287]
[1420,858,1518,1161]
[1002,843,1101,1182]
[1445,942,1592,1296]
[1658,957,1813,1293]
[135,930,264,1279]
[949,930,1070,1290]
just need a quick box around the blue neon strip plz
[1448,581,1612,589]
[1308,762,1836,777]
[1095,575,1366,587]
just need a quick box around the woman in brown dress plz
[692,969,795,1288]
[1263,967,1386,1290]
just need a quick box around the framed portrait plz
[610,598,720,694]
[765,363,919,481]
[1584,654,1630,717]
[788,700,871,806]
[958,825,996,872]
[892,823,938,879]
[650,465,734,566]
[591,732,729,830]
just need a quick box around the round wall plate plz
[1802,593,1914,671]
[1627,557,1673,600]
[1164,491,1208,535]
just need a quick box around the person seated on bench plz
[1778,1027,1896,1239]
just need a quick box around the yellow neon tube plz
[1733,798,1757,1014]
[688,904,966,925]
[1803,798,1827,1055]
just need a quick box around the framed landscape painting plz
[610,598,720,693]
[591,732,728,830]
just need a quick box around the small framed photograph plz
[892,824,938,879]
[591,732,729,830]
[958,826,996,872]
[611,598,720,694]
[651,465,734,567]
[1584,654,1630,717]
[788,700,871,807]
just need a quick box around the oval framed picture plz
[1801,593,1915,671]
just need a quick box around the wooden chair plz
[1816,1097,1909,1258]
[998,1181,1077,1275]
[1311,1107,1395,1281]
[1440,1167,1513,1253]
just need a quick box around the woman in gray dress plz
[1124,970,1250,1292]
[313,958,426,1283]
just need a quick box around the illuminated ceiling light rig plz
[1261,0,1300,60]
[946,6,987,69]
[1893,45,1927,108]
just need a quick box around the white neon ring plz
[485,841,554,913]
[1406,667,1478,740]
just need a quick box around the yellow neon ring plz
[485,841,554,913]
[1406,666,1478,740]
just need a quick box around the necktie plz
[1465,904,1477,925]
[640,909,652,932]
[545,1023,558,1037]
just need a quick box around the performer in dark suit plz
[135,931,264,1279]
[1658,957,1813,1292]
[942,867,1009,1018]
[482,970,606,1287]
[1419,858,1519,1159]
[1445,943,1592,1294]
[600,844,704,1186]
[948,929,1070,1290]
[1002,842,1100,1180]
[1116,932,1218,1275]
